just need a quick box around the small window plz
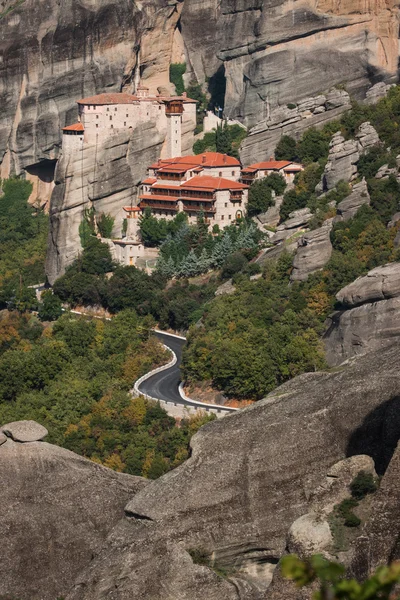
[159,106,162,110]
[110,116,112,121]
[221,215,224,221]
[224,203,227,208]
[96,115,99,119]
[126,114,128,118]
[219,172,222,177]
[107,108,110,112]
[124,122,126,126]
[228,215,232,220]
[264,170,268,175]
[115,107,117,112]
[96,124,99,128]
[232,171,235,176]
[111,124,113,129]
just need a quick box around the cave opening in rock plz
[346,395,400,475]
[24,159,57,207]
[207,64,226,116]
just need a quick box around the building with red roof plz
[241,158,304,185]
[62,87,197,158]
[139,153,248,226]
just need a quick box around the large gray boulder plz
[290,220,333,282]
[66,343,400,599]
[335,178,370,222]
[337,263,400,307]
[324,263,400,366]
[0,429,148,600]
[1,419,48,442]
[321,132,359,191]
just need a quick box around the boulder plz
[65,343,400,599]
[0,431,7,445]
[335,178,370,221]
[322,133,359,191]
[215,280,237,297]
[324,263,400,366]
[365,82,395,105]
[284,207,313,230]
[355,122,381,153]
[1,419,48,442]
[387,212,400,228]
[336,263,400,307]
[290,220,333,282]
[287,513,333,557]
[324,297,400,367]
[0,428,148,600]
[375,164,397,179]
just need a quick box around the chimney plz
[182,92,187,98]
[202,155,206,163]
[269,156,274,161]
[223,154,227,164]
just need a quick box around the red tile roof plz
[123,206,141,212]
[149,152,240,170]
[77,92,197,106]
[181,176,248,191]
[77,93,140,105]
[242,160,292,172]
[142,177,157,185]
[62,122,84,132]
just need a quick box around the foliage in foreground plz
[0,309,214,478]
[281,554,400,600]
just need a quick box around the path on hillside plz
[137,331,236,415]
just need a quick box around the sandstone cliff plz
[0,0,183,204]
[0,420,148,600]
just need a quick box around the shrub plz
[221,252,248,279]
[344,512,361,528]
[337,497,360,528]
[169,63,186,96]
[188,548,210,566]
[97,213,115,238]
[350,470,378,499]
[275,135,298,162]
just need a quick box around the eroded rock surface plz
[324,263,400,365]
[335,179,370,222]
[0,428,148,600]
[1,419,48,442]
[65,343,400,599]
[290,220,333,282]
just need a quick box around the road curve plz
[138,331,236,413]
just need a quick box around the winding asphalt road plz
[138,331,186,404]
[138,331,236,413]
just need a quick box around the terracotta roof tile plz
[243,160,293,171]
[77,93,140,105]
[62,122,84,132]
[181,176,248,191]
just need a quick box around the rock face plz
[290,220,333,282]
[320,123,380,191]
[0,425,148,600]
[335,178,371,221]
[324,263,400,365]
[350,442,400,580]
[46,124,164,283]
[287,513,333,557]
[271,207,312,244]
[240,90,351,167]
[0,0,182,203]
[182,1,400,130]
[65,343,400,599]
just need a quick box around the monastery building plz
[62,87,197,158]
[241,159,303,186]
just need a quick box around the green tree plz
[215,121,231,154]
[38,290,63,322]
[97,213,115,238]
[169,63,186,96]
[275,135,298,161]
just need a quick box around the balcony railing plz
[182,204,216,214]
[140,201,178,212]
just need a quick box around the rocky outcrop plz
[290,220,333,282]
[350,442,400,579]
[64,342,400,599]
[335,178,371,221]
[365,82,396,105]
[337,263,400,307]
[321,132,360,191]
[271,207,312,244]
[0,422,148,600]
[324,263,400,365]
[319,123,380,191]
[46,124,164,283]
[240,90,351,167]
